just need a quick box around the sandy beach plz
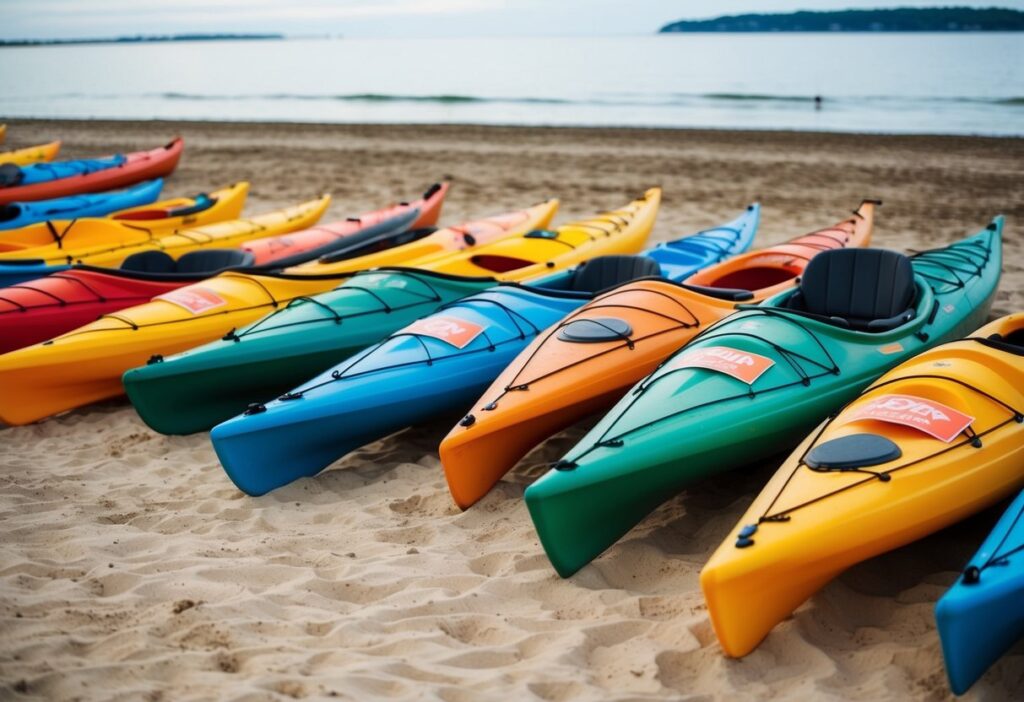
[1,118,1022,701]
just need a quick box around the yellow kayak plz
[0,197,568,425]
[0,141,61,166]
[0,182,251,263]
[701,313,1024,658]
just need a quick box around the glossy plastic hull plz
[700,313,1024,660]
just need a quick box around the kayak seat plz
[0,163,24,187]
[120,249,254,275]
[176,249,255,274]
[569,255,662,294]
[783,249,916,332]
[120,250,177,273]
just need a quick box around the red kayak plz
[0,139,184,205]
[241,182,448,266]
[0,185,447,354]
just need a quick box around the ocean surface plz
[2,34,1022,136]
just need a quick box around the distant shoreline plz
[0,33,287,48]
[660,7,1024,33]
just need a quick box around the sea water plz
[1,34,1021,135]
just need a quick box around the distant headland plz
[659,7,1024,33]
[0,33,285,48]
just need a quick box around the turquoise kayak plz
[525,221,1003,577]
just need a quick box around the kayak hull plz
[0,179,163,231]
[0,140,61,167]
[702,313,1024,661]
[212,282,585,497]
[0,138,183,205]
[525,221,1003,577]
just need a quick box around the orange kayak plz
[440,201,878,509]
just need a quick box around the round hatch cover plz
[557,317,633,343]
[805,433,902,470]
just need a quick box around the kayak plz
[208,189,661,495]
[0,180,164,231]
[441,202,875,509]
[0,138,184,205]
[0,188,327,289]
[525,219,1003,578]
[0,188,443,354]
[0,199,559,426]
[127,193,652,438]
[700,312,1024,661]
[0,248,257,355]
[939,489,1024,694]
[0,141,61,166]
[0,181,249,259]
[240,182,448,267]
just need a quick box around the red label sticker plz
[156,287,227,314]
[405,316,484,349]
[845,393,974,443]
[878,342,904,355]
[668,345,775,384]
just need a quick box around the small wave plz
[156,91,572,105]
[698,92,818,102]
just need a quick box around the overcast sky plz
[3,0,1023,40]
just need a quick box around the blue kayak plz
[7,154,127,186]
[0,179,163,231]
[211,206,760,495]
[937,488,1024,695]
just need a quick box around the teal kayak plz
[125,268,496,434]
[525,221,1003,577]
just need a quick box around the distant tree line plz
[659,7,1024,32]
[0,33,285,47]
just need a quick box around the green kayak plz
[123,269,494,434]
[525,220,1003,577]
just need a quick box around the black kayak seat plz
[805,433,903,470]
[0,163,24,187]
[784,248,916,332]
[568,255,661,294]
[120,250,177,273]
[120,248,254,275]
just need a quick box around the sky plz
[2,0,1023,40]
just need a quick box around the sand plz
[0,119,1022,701]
